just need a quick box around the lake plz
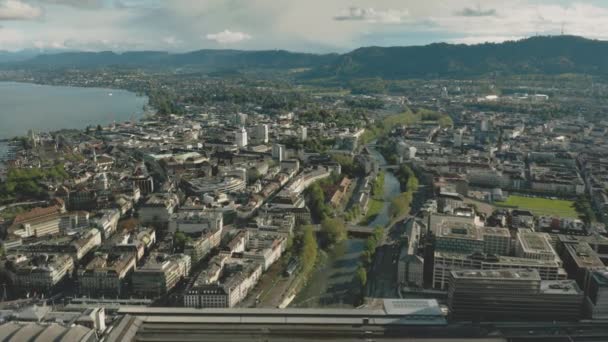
[0,82,148,139]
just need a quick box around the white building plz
[169,210,223,235]
[272,144,285,162]
[298,125,307,141]
[515,230,558,261]
[235,127,248,147]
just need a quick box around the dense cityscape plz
[0,61,608,340]
[1,2,608,340]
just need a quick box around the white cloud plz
[162,36,182,46]
[427,2,608,44]
[3,0,608,52]
[450,35,524,45]
[0,0,42,20]
[205,29,251,44]
[334,7,409,23]
[34,0,102,9]
[0,27,25,49]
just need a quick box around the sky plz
[0,0,608,52]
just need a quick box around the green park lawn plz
[360,198,384,225]
[495,195,578,218]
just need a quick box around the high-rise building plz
[235,127,248,147]
[233,113,248,126]
[422,231,436,289]
[272,144,285,161]
[298,125,307,141]
[448,269,583,321]
[253,124,269,144]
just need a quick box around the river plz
[292,145,400,307]
[0,82,148,140]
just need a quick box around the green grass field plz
[496,195,578,218]
[360,198,384,225]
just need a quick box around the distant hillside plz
[3,36,608,78]
[307,36,608,79]
[10,49,339,70]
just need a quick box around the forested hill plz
[4,36,608,78]
[7,49,339,70]
[307,36,608,79]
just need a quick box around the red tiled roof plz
[12,205,62,225]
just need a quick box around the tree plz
[307,182,330,222]
[356,266,367,287]
[321,217,347,244]
[247,168,261,185]
[173,231,191,253]
[373,226,384,243]
[438,115,454,128]
[390,192,412,219]
[300,226,318,274]
[365,237,377,254]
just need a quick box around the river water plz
[292,145,400,307]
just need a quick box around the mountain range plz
[2,36,608,78]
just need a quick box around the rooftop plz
[451,269,541,281]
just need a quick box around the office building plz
[253,124,269,144]
[515,230,558,261]
[482,227,511,256]
[558,237,605,289]
[272,144,285,161]
[448,269,583,321]
[586,270,608,319]
[433,251,567,290]
[435,221,484,254]
[168,210,223,235]
[235,127,248,147]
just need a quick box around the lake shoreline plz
[0,81,149,140]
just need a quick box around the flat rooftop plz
[540,280,582,295]
[118,299,444,318]
[451,269,541,281]
[437,222,482,241]
[518,231,554,253]
[564,243,604,268]
[482,227,511,237]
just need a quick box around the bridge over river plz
[310,224,377,236]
